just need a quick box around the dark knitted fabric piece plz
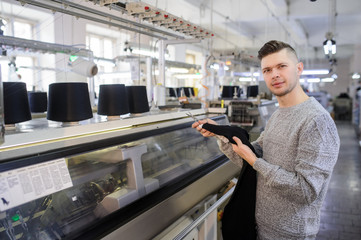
[202,123,258,240]
[202,123,255,148]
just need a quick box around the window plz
[186,53,196,64]
[16,56,34,91]
[86,34,115,73]
[86,25,132,89]
[13,20,33,40]
[1,19,36,91]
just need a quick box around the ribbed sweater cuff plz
[253,158,270,175]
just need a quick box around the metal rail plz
[0,35,90,56]
[173,185,235,240]
[16,0,184,40]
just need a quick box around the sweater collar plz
[278,97,314,113]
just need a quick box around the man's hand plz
[191,118,217,138]
[232,136,258,166]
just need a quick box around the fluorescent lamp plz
[306,78,320,83]
[238,77,253,82]
[132,48,157,58]
[321,78,335,82]
[302,69,329,75]
[352,73,360,80]
[168,67,189,73]
[238,72,260,77]
[174,74,203,79]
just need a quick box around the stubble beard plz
[271,80,298,97]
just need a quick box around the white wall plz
[318,58,352,98]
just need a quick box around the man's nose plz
[271,69,280,79]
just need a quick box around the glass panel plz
[89,36,101,57]
[13,21,32,40]
[140,127,223,186]
[16,57,34,91]
[103,39,113,59]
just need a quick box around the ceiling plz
[3,0,361,72]
[141,0,361,68]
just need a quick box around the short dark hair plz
[257,40,298,61]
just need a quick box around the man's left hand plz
[232,136,258,166]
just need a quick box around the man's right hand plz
[191,118,217,137]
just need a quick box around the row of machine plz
[0,101,278,239]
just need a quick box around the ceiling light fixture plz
[302,69,329,75]
[321,78,335,82]
[301,78,320,83]
[173,74,203,79]
[352,73,360,80]
[323,37,336,55]
[234,72,260,77]
[168,67,189,73]
[323,0,337,57]
[238,77,253,82]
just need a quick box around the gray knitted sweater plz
[218,97,340,239]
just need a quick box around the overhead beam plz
[16,0,184,40]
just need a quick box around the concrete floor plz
[317,121,361,240]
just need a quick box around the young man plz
[192,40,340,239]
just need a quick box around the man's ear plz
[296,62,304,76]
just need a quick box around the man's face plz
[261,49,303,97]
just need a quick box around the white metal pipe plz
[173,185,235,240]
[158,39,201,86]
[146,57,153,105]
